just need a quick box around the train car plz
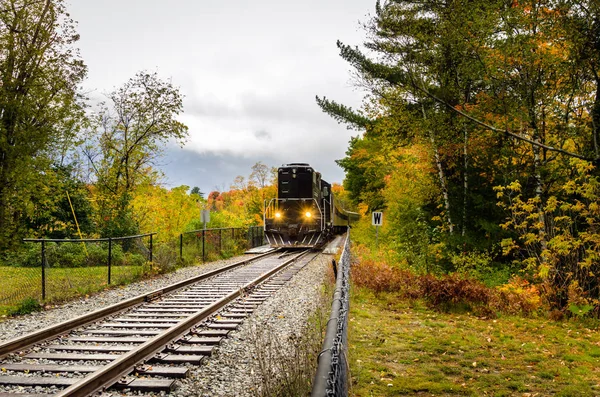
[264,163,360,248]
[332,191,360,233]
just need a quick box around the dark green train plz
[264,163,360,248]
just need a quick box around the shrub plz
[8,297,42,316]
[450,251,492,279]
[45,243,84,267]
[492,276,543,315]
[122,252,146,267]
[351,249,543,317]
[495,160,600,312]
[351,255,419,296]
[149,243,178,274]
[83,242,118,266]
[2,240,150,270]
[418,273,493,313]
[2,244,42,267]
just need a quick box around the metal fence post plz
[331,259,338,280]
[179,233,183,260]
[149,234,153,263]
[202,230,205,263]
[41,240,46,301]
[108,238,112,285]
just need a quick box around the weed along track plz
[0,249,320,396]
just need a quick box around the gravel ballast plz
[174,253,331,397]
[0,250,335,396]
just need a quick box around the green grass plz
[0,265,146,316]
[349,288,600,396]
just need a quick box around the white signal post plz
[201,209,210,230]
[372,212,383,247]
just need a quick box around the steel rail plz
[0,249,278,358]
[55,249,311,397]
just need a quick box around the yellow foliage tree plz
[131,184,203,242]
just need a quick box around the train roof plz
[281,163,311,167]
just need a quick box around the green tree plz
[24,164,94,239]
[85,71,188,237]
[0,0,87,248]
[190,186,203,198]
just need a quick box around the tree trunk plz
[422,104,454,234]
[432,134,454,235]
[592,75,600,160]
[532,124,547,258]
[0,161,8,250]
[462,125,468,237]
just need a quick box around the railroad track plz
[0,248,320,396]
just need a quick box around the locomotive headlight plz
[305,211,312,218]
[275,212,282,219]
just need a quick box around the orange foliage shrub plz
[492,276,543,315]
[351,256,543,317]
[351,256,419,296]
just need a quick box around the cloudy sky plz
[67,0,372,195]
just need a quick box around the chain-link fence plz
[0,226,265,314]
[312,230,351,397]
[0,234,155,308]
[178,226,264,263]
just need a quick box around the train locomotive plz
[264,163,360,248]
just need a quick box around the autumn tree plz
[327,1,495,233]
[322,0,600,308]
[131,184,203,242]
[0,0,87,248]
[85,71,188,236]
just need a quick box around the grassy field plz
[0,265,145,315]
[349,288,600,396]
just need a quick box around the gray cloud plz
[68,0,371,194]
[253,130,271,140]
[159,145,347,197]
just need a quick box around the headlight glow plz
[305,211,312,218]
[275,212,282,219]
